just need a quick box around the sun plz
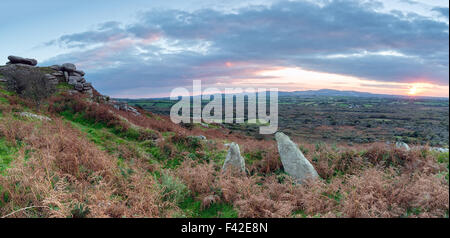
[408,85,418,95]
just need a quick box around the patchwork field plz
[121,96,449,147]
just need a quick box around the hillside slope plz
[0,60,448,218]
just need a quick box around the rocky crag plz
[0,55,139,115]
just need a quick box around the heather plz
[0,80,448,218]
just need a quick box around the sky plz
[1,0,448,98]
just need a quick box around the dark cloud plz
[43,0,449,96]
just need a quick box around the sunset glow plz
[229,67,449,98]
[408,85,419,95]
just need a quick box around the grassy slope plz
[56,105,236,217]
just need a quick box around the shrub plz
[159,172,189,205]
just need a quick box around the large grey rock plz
[68,76,82,85]
[44,74,56,80]
[396,141,410,151]
[44,74,58,85]
[222,142,246,174]
[7,55,37,66]
[0,64,55,99]
[50,65,61,71]
[62,63,76,72]
[71,71,82,77]
[51,71,64,77]
[75,70,85,76]
[64,71,69,81]
[275,132,319,184]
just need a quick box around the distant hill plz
[118,88,448,100]
[278,89,396,98]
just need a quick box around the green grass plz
[436,152,449,181]
[0,96,8,105]
[0,88,13,96]
[154,102,174,108]
[60,109,168,168]
[56,82,72,91]
[0,138,18,173]
[292,209,308,218]
[38,67,55,75]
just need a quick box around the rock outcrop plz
[0,64,55,101]
[275,132,319,184]
[49,62,93,96]
[7,55,38,66]
[222,142,246,174]
[1,55,141,117]
[18,112,51,121]
[108,100,141,116]
[61,63,76,72]
[1,56,94,97]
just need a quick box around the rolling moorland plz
[119,94,449,146]
[0,59,448,218]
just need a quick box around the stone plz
[62,63,76,72]
[44,74,56,80]
[68,76,82,85]
[51,71,64,77]
[18,112,51,121]
[0,64,56,98]
[4,63,34,68]
[50,65,61,71]
[75,70,85,76]
[430,147,448,153]
[7,55,37,66]
[44,74,58,85]
[127,106,141,116]
[395,141,410,151]
[83,82,92,89]
[275,132,319,184]
[74,83,84,91]
[0,78,6,83]
[222,142,246,174]
[64,71,69,81]
[190,135,206,140]
[72,71,82,77]
[197,135,207,140]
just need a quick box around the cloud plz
[43,0,449,97]
[432,7,449,19]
